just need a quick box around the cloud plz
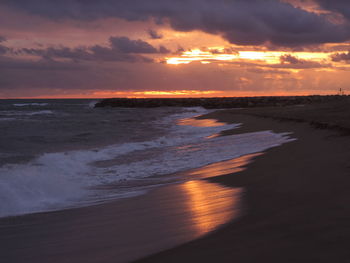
[21,46,93,61]
[0,54,121,95]
[247,67,291,74]
[331,51,350,63]
[109,36,158,53]
[159,45,170,54]
[0,56,86,93]
[280,54,304,64]
[2,0,350,47]
[209,47,239,55]
[1,52,349,98]
[315,0,350,20]
[147,29,163,39]
[19,36,168,62]
[0,36,9,54]
[278,54,330,68]
[0,45,9,55]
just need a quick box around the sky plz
[0,0,350,98]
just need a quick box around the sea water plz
[0,99,294,217]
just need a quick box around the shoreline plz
[0,152,259,263]
[0,124,269,263]
[138,105,350,262]
[1,101,350,262]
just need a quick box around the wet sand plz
[0,153,255,263]
[138,102,350,262]
[2,100,350,263]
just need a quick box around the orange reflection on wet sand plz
[177,117,228,127]
[181,180,241,235]
[177,116,242,138]
[176,153,262,235]
[0,153,262,262]
[186,153,262,179]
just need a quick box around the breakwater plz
[94,95,348,109]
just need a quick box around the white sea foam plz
[25,110,54,116]
[2,110,54,117]
[88,100,99,108]
[13,103,49,107]
[0,108,295,217]
[0,118,16,121]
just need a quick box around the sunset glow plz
[166,49,333,66]
[91,90,222,98]
[166,49,238,65]
[2,2,350,262]
[0,0,350,98]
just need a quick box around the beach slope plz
[138,99,350,262]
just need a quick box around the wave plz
[25,110,53,116]
[13,103,49,107]
[0,118,16,121]
[88,100,99,108]
[0,109,295,217]
[1,110,54,117]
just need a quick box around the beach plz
[3,0,350,261]
[1,100,350,262]
[139,100,350,262]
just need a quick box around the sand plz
[0,152,255,263]
[1,100,350,263]
[138,101,350,262]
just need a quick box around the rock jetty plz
[94,95,348,109]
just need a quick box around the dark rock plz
[94,95,349,109]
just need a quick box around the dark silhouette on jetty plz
[95,95,348,109]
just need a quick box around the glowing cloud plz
[166,48,333,66]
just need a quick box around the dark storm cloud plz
[0,36,6,42]
[20,36,168,62]
[331,51,350,63]
[315,0,350,20]
[2,0,350,46]
[147,29,163,39]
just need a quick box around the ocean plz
[0,99,294,218]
